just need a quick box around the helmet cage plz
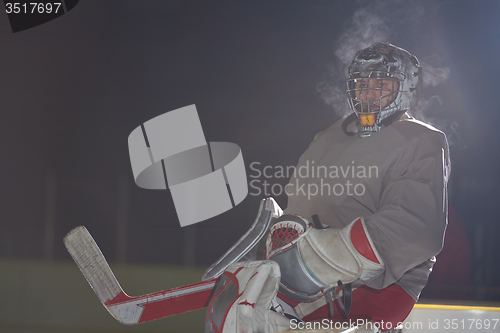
[345,42,422,137]
[347,71,404,117]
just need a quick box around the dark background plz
[1,0,499,302]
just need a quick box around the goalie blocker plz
[205,203,411,332]
[265,214,385,303]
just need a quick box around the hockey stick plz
[64,226,217,324]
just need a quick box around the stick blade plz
[64,226,123,305]
[64,226,216,325]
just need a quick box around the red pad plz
[350,218,380,264]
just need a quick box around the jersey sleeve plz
[363,129,450,289]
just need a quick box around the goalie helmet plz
[346,42,422,137]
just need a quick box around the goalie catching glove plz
[265,215,385,302]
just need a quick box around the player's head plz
[346,42,422,137]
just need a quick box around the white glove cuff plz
[298,227,361,286]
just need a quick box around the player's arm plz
[361,130,450,289]
[266,130,449,299]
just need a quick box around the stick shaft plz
[104,279,216,324]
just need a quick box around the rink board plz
[400,303,500,333]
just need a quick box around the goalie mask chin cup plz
[346,42,422,137]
